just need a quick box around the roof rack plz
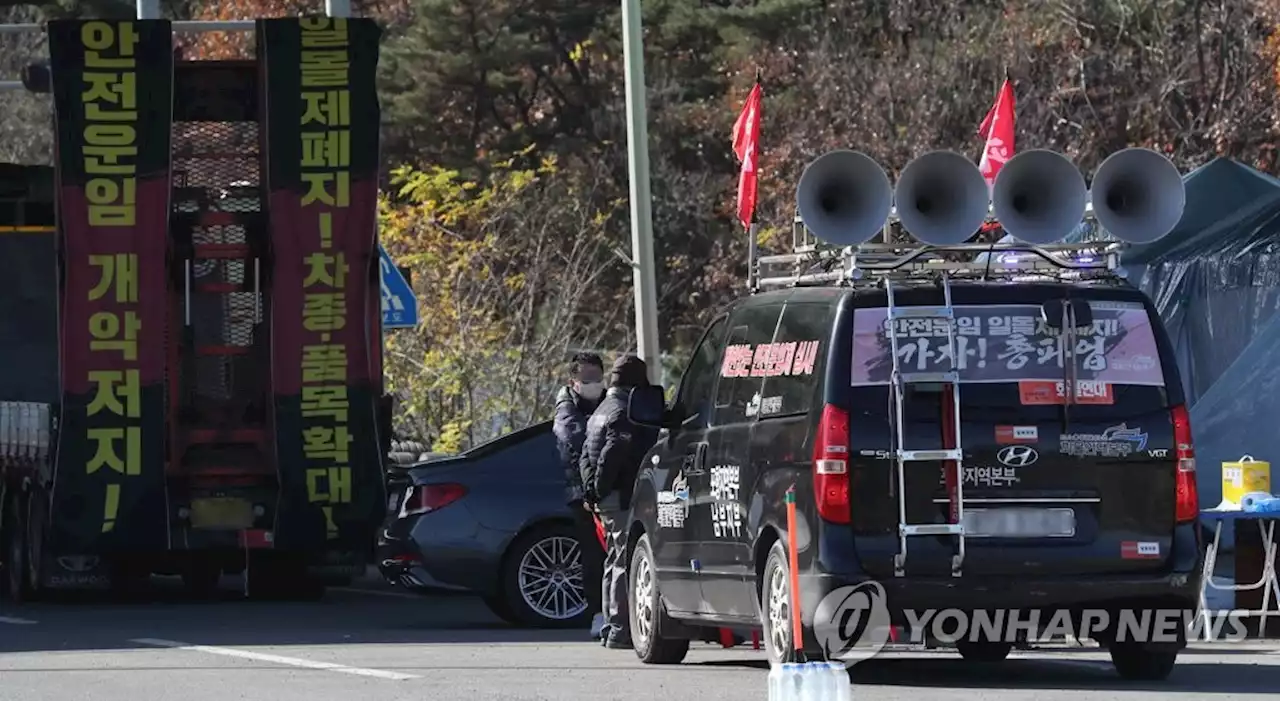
[751,206,1126,291]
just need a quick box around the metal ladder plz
[885,273,967,577]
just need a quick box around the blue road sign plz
[379,245,418,329]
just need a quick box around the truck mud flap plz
[46,19,174,554]
[39,554,111,590]
[258,18,387,554]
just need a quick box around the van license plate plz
[963,508,1075,538]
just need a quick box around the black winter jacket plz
[553,386,599,504]
[579,386,658,511]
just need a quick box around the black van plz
[622,279,1201,680]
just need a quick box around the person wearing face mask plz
[580,354,659,650]
[553,351,607,638]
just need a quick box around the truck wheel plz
[1110,643,1178,680]
[181,561,222,598]
[5,496,30,603]
[630,534,689,664]
[108,561,152,598]
[498,523,591,628]
[24,494,45,600]
[245,556,325,601]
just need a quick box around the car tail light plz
[1171,404,1198,523]
[400,483,466,517]
[813,404,850,524]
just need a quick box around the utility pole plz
[136,0,160,19]
[620,0,662,384]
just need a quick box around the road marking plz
[0,616,38,625]
[331,586,424,600]
[130,638,419,680]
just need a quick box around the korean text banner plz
[48,19,173,552]
[850,302,1164,386]
[259,17,386,553]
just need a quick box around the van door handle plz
[683,442,708,475]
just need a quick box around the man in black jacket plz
[580,354,659,649]
[552,352,606,638]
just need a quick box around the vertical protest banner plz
[259,17,385,552]
[48,19,173,552]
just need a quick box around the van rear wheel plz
[760,541,821,664]
[956,639,1012,662]
[1110,644,1178,680]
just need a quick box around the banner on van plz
[850,303,1163,387]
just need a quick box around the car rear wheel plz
[499,523,591,628]
[630,534,689,664]
[482,593,519,625]
[1109,644,1178,680]
[956,639,1012,662]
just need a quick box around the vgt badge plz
[997,445,1038,467]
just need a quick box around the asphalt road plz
[0,576,1277,701]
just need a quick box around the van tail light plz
[1171,404,1198,523]
[813,404,851,524]
[400,483,467,518]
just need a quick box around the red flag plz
[977,77,1015,190]
[732,82,762,230]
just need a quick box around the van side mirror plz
[628,385,676,428]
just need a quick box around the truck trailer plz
[1,16,391,601]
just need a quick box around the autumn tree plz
[379,149,618,450]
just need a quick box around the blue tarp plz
[1134,158,1280,549]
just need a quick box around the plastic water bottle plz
[768,663,785,701]
[828,661,852,701]
[785,663,804,701]
[798,663,821,701]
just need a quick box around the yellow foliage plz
[379,150,613,450]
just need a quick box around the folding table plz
[1198,508,1280,641]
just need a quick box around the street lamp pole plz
[136,0,160,19]
[620,0,662,383]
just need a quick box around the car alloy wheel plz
[632,545,656,648]
[517,534,587,621]
[629,534,689,664]
[767,559,792,655]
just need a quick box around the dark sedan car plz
[377,420,593,628]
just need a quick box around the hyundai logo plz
[997,445,1038,467]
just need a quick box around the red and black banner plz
[258,17,386,553]
[48,19,173,553]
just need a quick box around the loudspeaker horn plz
[795,150,893,246]
[991,149,1089,245]
[893,151,991,245]
[1089,148,1186,245]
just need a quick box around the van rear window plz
[850,300,1168,415]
